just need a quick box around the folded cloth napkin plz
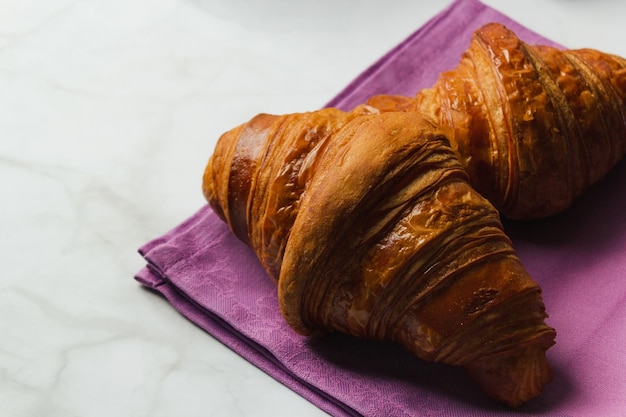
[136,0,626,415]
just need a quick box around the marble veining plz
[2,0,625,416]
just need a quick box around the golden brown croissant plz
[366,22,626,219]
[202,107,556,406]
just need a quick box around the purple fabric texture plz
[135,0,626,415]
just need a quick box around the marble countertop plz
[2,1,625,416]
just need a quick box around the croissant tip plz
[464,343,555,407]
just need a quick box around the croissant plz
[202,107,556,407]
[365,23,626,219]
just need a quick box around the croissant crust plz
[366,22,626,219]
[203,108,556,407]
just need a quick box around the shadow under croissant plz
[305,331,575,414]
[503,157,626,251]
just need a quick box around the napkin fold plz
[136,0,626,415]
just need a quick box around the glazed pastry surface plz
[203,108,556,406]
[366,23,626,218]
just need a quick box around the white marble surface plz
[2,1,626,416]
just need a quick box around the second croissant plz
[366,23,626,219]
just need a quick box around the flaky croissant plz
[203,107,556,407]
[366,23,626,219]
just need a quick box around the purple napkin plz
[136,0,626,415]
